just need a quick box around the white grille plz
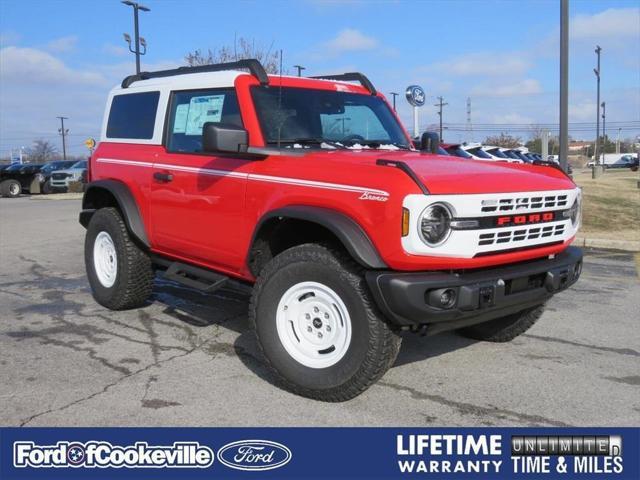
[478,224,566,247]
[481,194,568,213]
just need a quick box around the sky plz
[1,0,639,156]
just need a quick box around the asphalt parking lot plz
[1,196,639,427]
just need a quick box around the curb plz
[575,236,640,252]
[30,193,84,201]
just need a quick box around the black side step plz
[163,262,228,293]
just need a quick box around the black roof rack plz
[309,72,377,96]
[121,58,269,88]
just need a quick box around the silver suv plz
[49,160,87,191]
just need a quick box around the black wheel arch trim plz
[252,205,387,269]
[79,179,150,248]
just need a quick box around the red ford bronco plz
[80,59,582,401]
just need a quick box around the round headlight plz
[418,203,452,246]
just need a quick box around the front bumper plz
[366,246,582,335]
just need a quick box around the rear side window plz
[166,89,242,153]
[106,91,160,139]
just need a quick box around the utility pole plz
[593,45,602,174]
[434,96,448,141]
[559,0,569,173]
[601,101,606,164]
[389,92,399,112]
[293,65,305,77]
[57,116,68,160]
[616,127,621,154]
[466,97,473,142]
[122,1,150,74]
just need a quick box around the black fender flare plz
[79,179,149,248]
[252,206,387,269]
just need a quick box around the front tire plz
[457,304,546,342]
[250,244,401,402]
[85,207,154,310]
[41,179,53,194]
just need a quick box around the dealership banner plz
[1,427,638,479]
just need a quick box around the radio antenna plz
[277,49,283,149]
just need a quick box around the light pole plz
[559,0,569,173]
[593,46,602,171]
[122,1,150,74]
[57,116,68,160]
[293,65,305,77]
[389,92,399,112]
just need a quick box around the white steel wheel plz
[276,281,352,369]
[93,231,118,288]
[9,182,20,196]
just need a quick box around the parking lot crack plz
[523,334,640,357]
[377,381,572,427]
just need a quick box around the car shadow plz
[151,275,478,391]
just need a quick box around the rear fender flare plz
[80,179,149,248]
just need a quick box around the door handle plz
[153,172,173,183]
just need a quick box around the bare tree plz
[483,132,522,148]
[185,37,281,74]
[28,139,58,163]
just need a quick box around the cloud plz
[471,79,542,97]
[102,43,129,57]
[428,52,531,77]
[0,46,105,85]
[0,47,180,155]
[571,8,640,41]
[324,28,378,54]
[46,35,78,53]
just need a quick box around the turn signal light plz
[402,208,410,237]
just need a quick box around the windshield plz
[437,146,449,155]
[468,147,492,159]
[251,86,410,149]
[72,160,87,169]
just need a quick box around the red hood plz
[323,151,576,194]
[400,153,576,194]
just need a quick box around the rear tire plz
[457,304,546,342]
[85,207,153,310]
[250,244,401,402]
[1,179,21,198]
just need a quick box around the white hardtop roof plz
[111,69,245,93]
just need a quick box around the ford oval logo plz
[405,84,426,107]
[217,440,292,471]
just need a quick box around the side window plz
[106,91,160,139]
[167,89,242,153]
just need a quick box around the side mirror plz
[202,122,248,153]
[420,131,440,154]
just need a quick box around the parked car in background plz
[442,143,473,159]
[588,153,639,169]
[49,160,88,192]
[0,160,80,197]
[461,143,497,161]
[481,146,514,162]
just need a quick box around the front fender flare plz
[253,205,387,269]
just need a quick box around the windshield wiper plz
[343,140,411,150]
[270,138,347,149]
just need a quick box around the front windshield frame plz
[250,86,411,149]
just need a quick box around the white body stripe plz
[96,158,389,196]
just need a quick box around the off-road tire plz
[457,304,546,342]
[1,179,21,198]
[85,207,153,310]
[250,243,402,402]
